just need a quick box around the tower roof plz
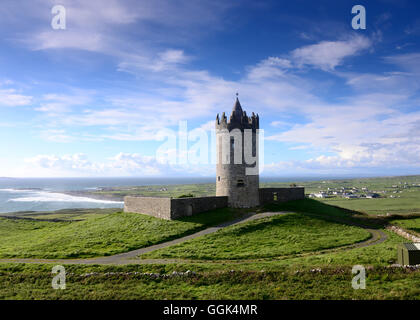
[232,97,243,120]
[216,95,259,130]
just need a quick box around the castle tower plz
[215,96,260,208]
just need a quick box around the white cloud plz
[266,102,420,169]
[384,53,420,74]
[0,89,32,107]
[39,129,75,143]
[247,57,292,80]
[36,93,92,114]
[158,49,189,65]
[24,153,99,176]
[30,31,106,52]
[119,49,190,73]
[291,35,371,71]
[8,0,234,62]
[21,152,214,177]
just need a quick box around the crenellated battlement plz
[216,97,259,131]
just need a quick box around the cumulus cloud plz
[24,153,99,176]
[266,102,420,170]
[22,152,215,177]
[24,153,158,177]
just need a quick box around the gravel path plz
[0,211,387,265]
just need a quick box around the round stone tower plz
[215,96,260,208]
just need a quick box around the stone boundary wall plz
[124,196,171,220]
[124,196,228,220]
[259,187,305,205]
[387,225,420,242]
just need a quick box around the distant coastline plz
[63,190,125,202]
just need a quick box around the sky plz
[0,0,419,178]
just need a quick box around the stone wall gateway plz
[124,195,228,220]
[170,196,228,219]
[259,187,305,205]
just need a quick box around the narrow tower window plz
[237,179,245,187]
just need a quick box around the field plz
[1,175,420,300]
[1,264,419,300]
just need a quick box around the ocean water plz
[0,177,215,214]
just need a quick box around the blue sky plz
[0,0,419,177]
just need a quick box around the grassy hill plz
[141,212,371,260]
[0,208,242,259]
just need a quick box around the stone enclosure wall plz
[124,196,172,220]
[124,188,304,220]
[259,187,305,205]
[124,196,228,220]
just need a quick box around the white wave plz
[0,188,45,193]
[8,190,123,204]
[0,188,22,192]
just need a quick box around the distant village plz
[308,181,420,199]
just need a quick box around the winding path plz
[0,211,387,265]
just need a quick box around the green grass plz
[137,199,407,269]
[81,183,217,200]
[321,190,420,216]
[261,230,403,268]
[0,208,119,221]
[1,175,419,299]
[0,264,419,300]
[0,207,243,259]
[141,212,371,260]
[262,198,355,219]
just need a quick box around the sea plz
[0,175,355,214]
[0,177,216,214]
